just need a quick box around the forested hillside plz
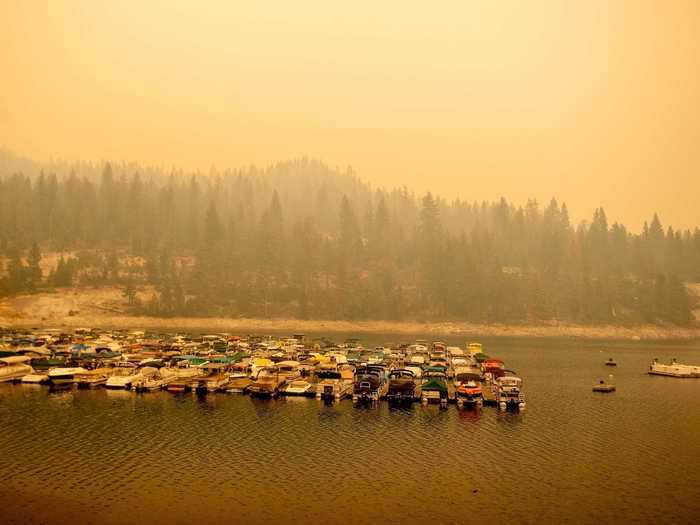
[0,151,697,325]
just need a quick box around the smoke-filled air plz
[3,4,700,525]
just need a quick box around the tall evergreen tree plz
[27,241,42,287]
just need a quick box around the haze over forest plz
[2,2,699,328]
[3,1,700,229]
[0,151,698,326]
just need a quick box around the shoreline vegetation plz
[1,288,699,341]
[1,155,699,332]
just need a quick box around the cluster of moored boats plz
[0,329,526,411]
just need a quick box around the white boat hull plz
[649,363,696,378]
[0,365,34,383]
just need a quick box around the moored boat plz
[456,380,483,408]
[21,373,49,384]
[74,368,113,388]
[352,364,386,404]
[48,367,88,385]
[0,356,34,383]
[386,369,418,404]
[315,363,354,402]
[105,364,157,389]
[284,379,314,396]
[192,362,235,394]
[496,375,526,410]
[30,357,67,371]
[105,362,139,389]
[132,376,165,392]
[482,359,506,379]
[225,376,253,393]
[247,367,285,398]
[421,368,448,407]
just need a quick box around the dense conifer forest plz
[0,151,697,325]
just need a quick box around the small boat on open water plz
[593,378,616,392]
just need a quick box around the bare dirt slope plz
[1,286,700,340]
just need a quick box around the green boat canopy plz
[421,378,447,392]
[210,355,242,364]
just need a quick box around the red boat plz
[456,381,484,407]
[482,358,505,378]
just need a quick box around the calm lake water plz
[1,337,699,525]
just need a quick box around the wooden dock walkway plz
[481,381,497,406]
[447,382,457,403]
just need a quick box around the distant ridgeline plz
[0,152,698,325]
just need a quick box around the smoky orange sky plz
[1,1,699,230]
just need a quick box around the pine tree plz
[339,195,360,252]
[204,201,223,246]
[666,274,692,325]
[6,248,27,293]
[27,241,42,287]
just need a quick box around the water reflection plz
[104,388,132,400]
[456,406,482,423]
[0,339,699,525]
[194,393,217,412]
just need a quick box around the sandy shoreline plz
[1,287,699,340]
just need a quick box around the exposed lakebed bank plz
[1,287,699,341]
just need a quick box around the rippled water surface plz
[1,337,699,524]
